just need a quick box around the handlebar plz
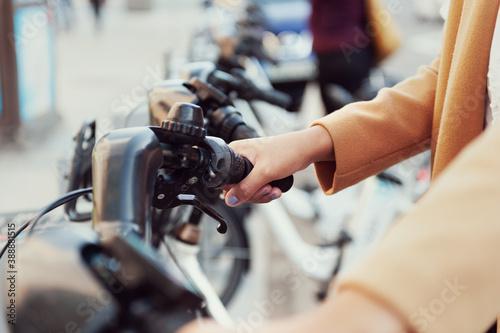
[94,102,293,235]
[151,103,293,207]
[180,61,292,109]
[13,222,203,333]
[148,75,295,199]
[251,85,292,109]
[206,105,294,191]
[237,156,294,193]
[207,68,292,108]
[16,94,294,332]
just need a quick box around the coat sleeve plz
[311,57,440,194]
[335,121,500,333]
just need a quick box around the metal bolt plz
[187,177,198,185]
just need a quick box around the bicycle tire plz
[157,202,250,307]
[197,202,250,306]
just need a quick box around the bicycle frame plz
[159,235,235,328]
[102,56,428,319]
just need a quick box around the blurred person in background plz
[180,0,500,332]
[309,0,375,114]
[90,0,105,28]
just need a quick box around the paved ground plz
[0,0,445,327]
[0,0,206,213]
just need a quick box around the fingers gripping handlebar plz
[93,103,293,234]
[148,78,295,194]
[234,155,294,193]
[150,103,293,209]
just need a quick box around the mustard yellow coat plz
[312,1,500,332]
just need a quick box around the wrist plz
[303,125,335,164]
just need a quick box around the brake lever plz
[168,194,228,234]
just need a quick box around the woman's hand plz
[224,125,334,206]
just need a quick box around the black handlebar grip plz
[255,89,293,109]
[230,124,259,141]
[227,153,249,185]
[269,174,294,193]
[228,153,293,193]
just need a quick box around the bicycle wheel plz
[197,202,250,306]
[158,202,250,307]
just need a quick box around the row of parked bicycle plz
[0,1,431,332]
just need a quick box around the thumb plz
[225,168,269,206]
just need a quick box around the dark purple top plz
[309,0,367,53]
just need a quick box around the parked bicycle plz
[62,117,251,308]
[118,54,429,303]
[0,102,292,332]
[149,63,430,301]
[49,57,428,325]
[181,0,315,112]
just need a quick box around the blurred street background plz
[0,0,443,213]
[1,0,205,212]
[0,0,445,326]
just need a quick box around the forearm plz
[313,58,440,194]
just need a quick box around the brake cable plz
[0,187,93,259]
